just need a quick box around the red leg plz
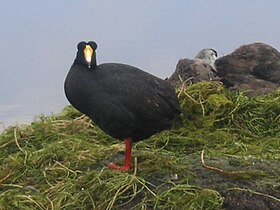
[108,137,132,171]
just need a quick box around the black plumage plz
[64,41,181,171]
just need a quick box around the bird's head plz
[76,41,98,68]
[195,48,218,72]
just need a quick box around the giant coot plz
[64,41,181,171]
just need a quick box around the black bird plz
[64,41,181,171]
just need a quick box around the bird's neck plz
[91,57,97,68]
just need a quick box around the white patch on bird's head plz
[83,45,93,68]
[195,49,218,72]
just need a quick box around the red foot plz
[107,137,132,172]
[108,162,130,171]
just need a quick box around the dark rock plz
[216,43,280,96]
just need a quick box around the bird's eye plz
[77,41,87,51]
[88,41,98,50]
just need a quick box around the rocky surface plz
[215,42,280,96]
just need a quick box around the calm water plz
[0,111,33,133]
[0,82,69,133]
[0,105,64,134]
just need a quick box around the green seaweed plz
[0,81,279,209]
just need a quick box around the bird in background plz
[195,48,218,73]
[168,48,218,86]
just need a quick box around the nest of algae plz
[0,81,279,210]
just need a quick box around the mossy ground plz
[0,82,279,210]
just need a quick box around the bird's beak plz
[83,45,93,68]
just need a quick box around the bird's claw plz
[108,162,130,171]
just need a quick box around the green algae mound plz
[0,82,279,210]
